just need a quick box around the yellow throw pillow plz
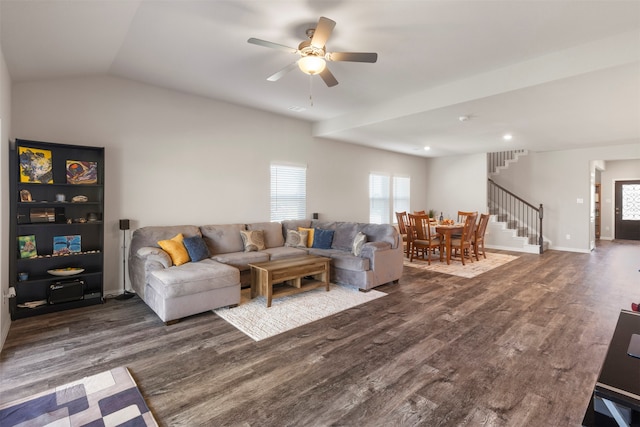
[298,227,315,248]
[157,233,190,266]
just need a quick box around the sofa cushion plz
[332,222,359,251]
[157,234,190,266]
[307,248,344,258]
[212,251,269,270]
[130,225,201,259]
[240,229,266,252]
[312,228,334,249]
[247,222,284,248]
[285,229,308,248]
[282,219,312,234]
[148,259,239,299]
[359,223,399,249]
[200,224,245,254]
[330,252,370,272]
[183,235,210,262]
[263,246,308,260]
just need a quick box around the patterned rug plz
[404,252,519,278]
[214,283,386,341]
[0,366,157,427]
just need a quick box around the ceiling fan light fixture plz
[298,55,326,75]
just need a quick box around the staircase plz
[485,208,549,254]
[486,151,548,254]
[487,149,527,175]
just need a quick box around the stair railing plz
[487,150,526,174]
[488,179,544,254]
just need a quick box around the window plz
[393,176,411,221]
[270,163,306,222]
[369,173,411,224]
[369,173,390,224]
[622,183,640,220]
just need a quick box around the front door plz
[615,180,640,240]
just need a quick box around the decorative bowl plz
[47,268,85,276]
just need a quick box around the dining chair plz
[449,212,478,265]
[453,210,477,239]
[413,210,426,215]
[473,213,490,260]
[408,213,442,264]
[457,210,477,223]
[395,211,410,257]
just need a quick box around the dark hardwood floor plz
[1,241,639,426]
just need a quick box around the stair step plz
[487,214,547,254]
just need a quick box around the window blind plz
[270,163,306,222]
[369,173,390,224]
[393,176,411,222]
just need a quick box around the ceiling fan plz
[248,16,378,87]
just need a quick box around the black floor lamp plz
[116,219,135,300]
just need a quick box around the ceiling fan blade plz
[310,17,336,48]
[327,52,378,63]
[319,67,338,87]
[248,38,297,54]
[267,61,299,82]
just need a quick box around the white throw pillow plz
[352,232,367,256]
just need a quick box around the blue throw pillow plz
[312,228,334,249]
[182,235,210,262]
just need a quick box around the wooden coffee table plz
[249,255,331,307]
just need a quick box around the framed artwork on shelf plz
[18,146,53,184]
[18,235,37,259]
[66,160,98,184]
[53,235,82,256]
[20,189,32,202]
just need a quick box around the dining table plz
[435,223,464,265]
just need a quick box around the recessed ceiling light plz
[459,115,470,122]
[503,133,513,141]
[424,146,431,151]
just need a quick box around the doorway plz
[615,180,640,240]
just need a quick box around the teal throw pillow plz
[312,228,334,249]
[182,235,210,262]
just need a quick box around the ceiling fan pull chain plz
[309,75,314,107]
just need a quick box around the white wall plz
[600,159,640,240]
[492,144,640,252]
[10,75,428,296]
[0,43,12,351]
[424,153,488,220]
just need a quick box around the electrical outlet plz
[566,234,571,240]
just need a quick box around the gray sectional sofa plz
[128,219,403,323]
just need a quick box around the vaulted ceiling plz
[1,1,639,157]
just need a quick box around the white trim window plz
[369,173,390,224]
[393,176,411,222]
[370,173,411,224]
[270,163,307,222]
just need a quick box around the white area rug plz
[214,283,386,341]
[404,252,519,278]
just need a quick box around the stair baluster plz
[488,178,545,254]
